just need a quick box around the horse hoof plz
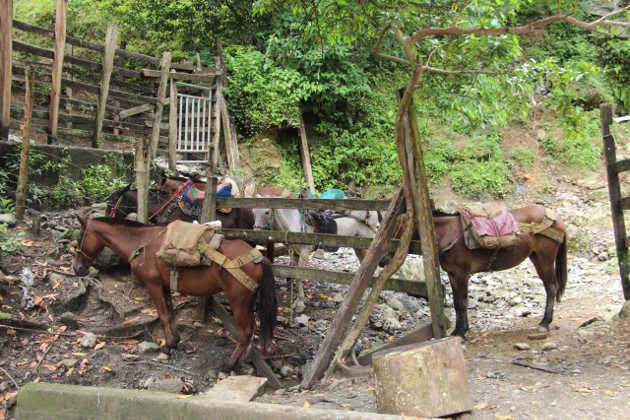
[536,324,550,333]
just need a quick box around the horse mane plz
[93,217,149,227]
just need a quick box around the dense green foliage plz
[13,1,630,198]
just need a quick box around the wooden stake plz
[168,74,178,173]
[149,51,171,158]
[93,23,118,147]
[135,139,148,223]
[48,0,66,144]
[0,0,13,140]
[298,115,316,193]
[15,67,32,222]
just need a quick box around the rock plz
[206,368,218,380]
[156,352,169,361]
[59,359,78,369]
[280,365,293,377]
[514,343,531,350]
[138,341,161,354]
[58,312,80,329]
[0,213,16,226]
[384,295,405,313]
[542,342,558,351]
[311,249,325,259]
[198,375,267,401]
[146,378,182,393]
[382,306,401,332]
[80,332,97,348]
[619,301,630,319]
[295,314,310,326]
[52,279,87,314]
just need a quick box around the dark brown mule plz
[402,205,567,338]
[72,216,277,369]
[106,185,255,229]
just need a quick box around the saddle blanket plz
[183,182,233,204]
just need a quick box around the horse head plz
[72,214,104,276]
[105,184,132,218]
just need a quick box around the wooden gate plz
[600,103,630,300]
[175,82,213,163]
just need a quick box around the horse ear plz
[76,215,87,227]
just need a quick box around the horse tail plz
[255,259,277,352]
[555,235,568,302]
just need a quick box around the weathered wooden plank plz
[93,23,118,147]
[215,196,390,211]
[142,68,221,82]
[601,103,630,300]
[62,78,157,104]
[271,265,427,298]
[48,0,67,144]
[12,40,54,59]
[119,103,152,120]
[168,77,177,172]
[299,115,315,193]
[16,66,32,222]
[149,52,171,158]
[221,227,422,254]
[614,115,630,123]
[615,159,630,174]
[14,19,104,53]
[0,0,12,139]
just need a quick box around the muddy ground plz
[2,167,630,419]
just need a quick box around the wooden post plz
[93,23,118,147]
[149,51,171,158]
[167,74,178,173]
[300,189,405,389]
[298,115,316,193]
[601,103,630,300]
[0,0,13,140]
[406,94,446,338]
[15,67,32,223]
[135,138,148,223]
[212,57,223,170]
[221,96,240,171]
[48,0,66,144]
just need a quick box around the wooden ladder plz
[601,103,630,300]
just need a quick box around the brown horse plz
[106,185,255,229]
[72,216,277,369]
[399,205,567,338]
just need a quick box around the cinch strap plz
[204,248,262,292]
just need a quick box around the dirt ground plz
[2,135,630,418]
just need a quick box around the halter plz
[76,218,96,263]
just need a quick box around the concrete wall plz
[0,141,134,185]
[16,382,407,420]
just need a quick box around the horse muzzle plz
[72,258,90,276]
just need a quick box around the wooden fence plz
[0,0,225,155]
[216,196,429,298]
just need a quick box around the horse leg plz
[145,283,180,350]
[224,295,255,371]
[530,254,557,330]
[448,271,470,338]
[289,248,307,313]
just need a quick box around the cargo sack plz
[459,203,520,250]
[156,220,222,266]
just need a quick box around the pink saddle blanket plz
[461,207,519,237]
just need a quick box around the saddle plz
[156,220,262,292]
[177,178,239,216]
[459,203,520,250]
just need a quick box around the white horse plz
[252,202,378,312]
